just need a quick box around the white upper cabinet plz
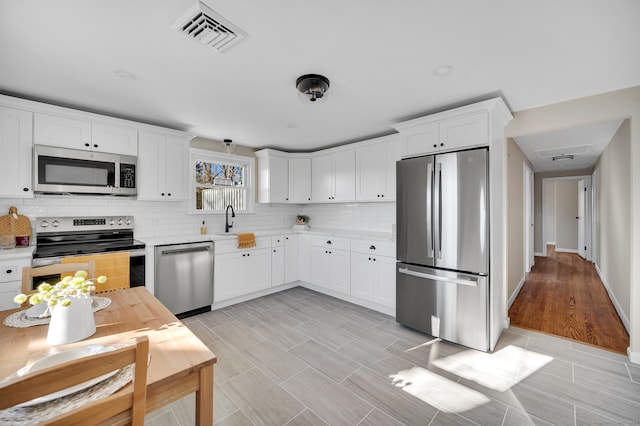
[288,156,311,203]
[355,135,400,201]
[0,106,33,198]
[91,122,138,156]
[256,149,289,203]
[394,108,490,158]
[34,113,138,156]
[137,131,188,201]
[311,148,355,202]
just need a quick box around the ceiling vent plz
[172,1,246,53]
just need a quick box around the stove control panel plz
[36,216,135,233]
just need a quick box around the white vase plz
[47,296,96,345]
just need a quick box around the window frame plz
[188,148,255,215]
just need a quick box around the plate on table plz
[7,344,119,407]
[25,302,49,319]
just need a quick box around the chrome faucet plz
[225,204,235,233]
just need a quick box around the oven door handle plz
[33,249,147,266]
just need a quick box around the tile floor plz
[145,287,640,425]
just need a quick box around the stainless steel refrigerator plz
[396,148,490,351]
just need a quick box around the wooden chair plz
[0,335,149,425]
[21,261,97,296]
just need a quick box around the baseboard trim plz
[555,247,579,254]
[628,348,640,365]
[212,282,298,310]
[508,276,527,308]
[545,241,556,246]
[534,252,544,257]
[595,264,631,333]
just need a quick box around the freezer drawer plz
[396,263,489,351]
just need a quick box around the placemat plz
[2,297,111,328]
[0,345,134,426]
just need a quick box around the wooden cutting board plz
[0,206,32,243]
[62,252,130,292]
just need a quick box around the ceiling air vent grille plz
[172,2,246,53]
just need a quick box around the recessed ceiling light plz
[114,70,136,80]
[287,123,298,128]
[433,65,453,76]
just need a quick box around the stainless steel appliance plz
[396,147,490,351]
[34,145,137,196]
[31,216,146,289]
[154,241,214,318]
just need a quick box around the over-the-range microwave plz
[33,145,137,196]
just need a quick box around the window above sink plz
[189,148,255,214]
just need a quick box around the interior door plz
[578,179,586,259]
[524,163,534,272]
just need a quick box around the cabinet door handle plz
[167,193,171,196]
[440,142,444,147]
[326,240,332,245]
[93,144,98,148]
[23,187,29,192]
[84,143,90,147]
[161,193,165,196]
[370,245,376,250]
[6,269,12,274]
[273,249,276,252]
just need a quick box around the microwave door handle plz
[426,161,434,258]
[434,161,442,259]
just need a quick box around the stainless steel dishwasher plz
[154,241,214,318]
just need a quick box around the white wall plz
[594,119,631,328]
[299,202,395,234]
[0,197,395,242]
[0,197,300,241]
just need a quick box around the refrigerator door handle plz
[434,161,442,259]
[426,161,434,258]
[398,267,478,287]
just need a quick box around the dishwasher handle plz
[160,245,211,256]
[398,267,477,287]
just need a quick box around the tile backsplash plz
[0,197,395,241]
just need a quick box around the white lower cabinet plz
[350,239,396,309]
[214,247,271,303]
[350,252,396,309]
[271,235,285,287]
[0,257,31,310]
[310,236,350,295]
[284,234,299,283]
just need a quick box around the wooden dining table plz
[0,287,217,425]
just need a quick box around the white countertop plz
[0,245,35,260]
[141,227,394,247]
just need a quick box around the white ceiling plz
[513,120,624,172]
[1,0,639,159]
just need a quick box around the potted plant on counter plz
[294,215,310,230]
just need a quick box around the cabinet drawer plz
[0,259,30,283]
[310,236,350,250]
[215,236,270,254]
[271,235,285,247]
[350,240,395,257]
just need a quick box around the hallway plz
[509,245,629,354]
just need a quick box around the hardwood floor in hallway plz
[509,245,629,354]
